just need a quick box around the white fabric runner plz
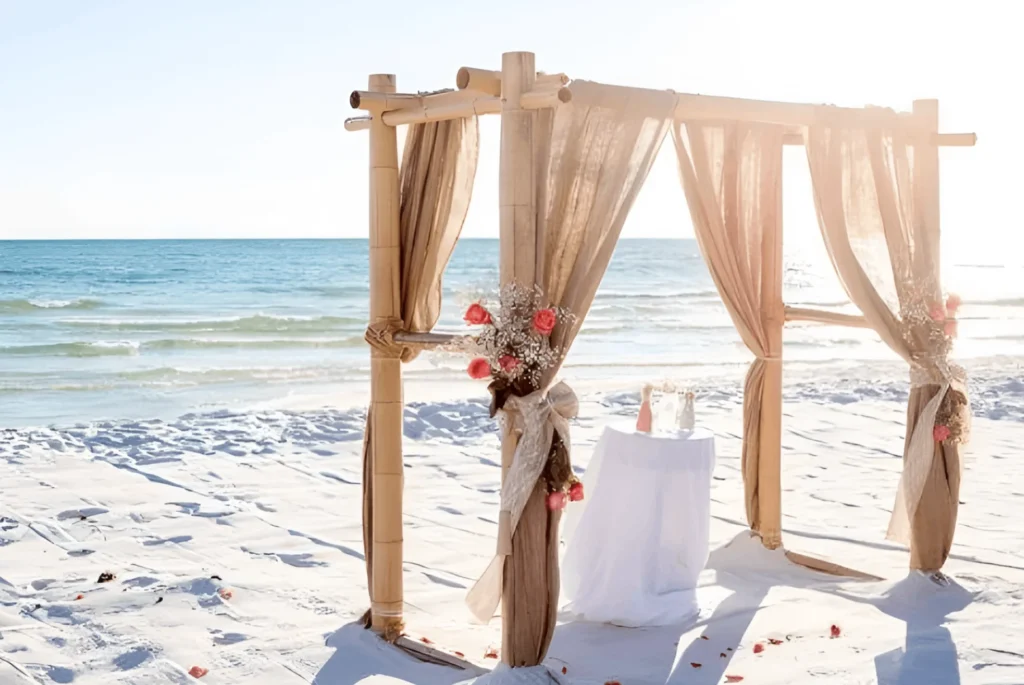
[561,424,715,627]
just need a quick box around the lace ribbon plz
[465,381,579,624]
[886,360,970,545]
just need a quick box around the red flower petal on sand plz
[830,624,842,638]
[726,676,745,683]
[700,635,709,641]
[484,648,498,659]
[690,662,702,669]
[720,652,728,658]
[753,643,764,654]
[454,651,464,658]
[188,666,208,679]
[604,682,622,685]
[561,666,568,674]
[218,588,233,600]
[75,594,84,600]
[768,638,783,645]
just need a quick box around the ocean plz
[1,239,1021,427]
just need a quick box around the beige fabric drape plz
[671,121,784,533]
[500,81,676,667]
[362,117,479,606]
[804,121,962,571]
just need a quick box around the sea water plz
[1,239,1021,427]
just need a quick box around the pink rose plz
[944,319,958,338]
[467,358,491,380]
[933,424,951,442]
[464,303,492,326]
[546,491,567,511]
[945,293,961,315]
[532,308,557,336]
[498,355,520,373]
[929,305,946,322]
[568,482,584,502]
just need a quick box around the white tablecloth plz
[561,423,715,627]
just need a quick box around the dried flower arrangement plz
[900,289,968,445]
[452,283,582,506]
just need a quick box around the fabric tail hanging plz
[361,116,479,622]
[670,121,785,541]
[804,120,969,571]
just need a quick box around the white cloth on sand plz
[561,424,716,627]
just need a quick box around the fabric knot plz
[364,319,415,361]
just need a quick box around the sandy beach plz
[3,366,1024,684]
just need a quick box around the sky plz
[0,0,1018,255]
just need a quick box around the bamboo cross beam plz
[349,86,572,127]
[456,66,570,95]
[346,114,974,146]
[784,306,872,328]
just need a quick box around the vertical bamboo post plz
[367,73,404,634]
[499,51,537,474]
[914,100,941,272]
[757,142,784,550]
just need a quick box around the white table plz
[561,423,716,627]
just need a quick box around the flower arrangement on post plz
[900,288,968,445]
[457,283,581,506]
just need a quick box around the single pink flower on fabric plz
[929,304,946,322]
[467,358,491,380]
[568,482,584,502]
[532,308,558,336]
[464,303,492,326]
[546,491,567,511]
[498,355,520,373]
[945,293,961,315]
[944,319,959,338]
[933,424,951,442]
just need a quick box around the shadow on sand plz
[546,532,854,684]
[830,573,973,685]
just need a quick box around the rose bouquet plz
[900,289,968,444]
[458,283,582,508]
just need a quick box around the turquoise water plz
[1,239,1020,426]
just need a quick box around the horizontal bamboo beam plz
[784,306,871,329]
[346,114,975,145]
[455,67,569,95]
[392,331,461,347]
[379,86,571,127]
[345,116,371,132]
[780,131,976,147]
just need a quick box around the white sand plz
[2,371,1023,684]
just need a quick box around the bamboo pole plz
[346,116,372,132]
[784,306,871,328]
[914,100,942,274]
[456,67,569,95]
[380,88,570,127]
[366,73,404,635]
[498,51,540,669]
[499,52,537,293]
[348,114,974,146]
[383,96,500,126]
[757,142,785,551]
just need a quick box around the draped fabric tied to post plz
[365,318,416,361]
[466,381,579,623]
[887,360,971,545]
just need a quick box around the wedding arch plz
[345,51,976,669]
